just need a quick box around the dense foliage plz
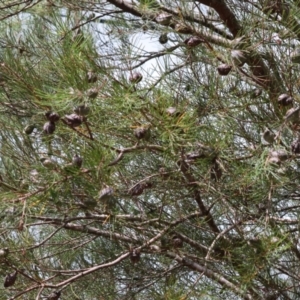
[0,0,300,299]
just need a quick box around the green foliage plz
[0,0,300,299]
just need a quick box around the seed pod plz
[4,271,17,288]
[175,23,191,34]
[172,235,183,248]
[86,71,97,83]
[262,129,275,144]
[43,121,56,134]
[134,126,151,140]
[217,64,232,76]
[86,87,98,99]
[72,154,83,168]
[278,94,293,106]
[267,150,290,165]
[24,124,36,135]
[40,158,56,169]
[99,186,113,200]
[231,50,247,66]
[74,104,90,116]
[99,186,115,209]
[159,33,168,44]
[129,72,143,84]
[285,107,300,123]
[47,291,61,300]
[64,114,82,127]
[45,111,60,122]
[128,183,145,196]
[291,48,300,63]
[291,139,300,154]
[129,248,141,264]
[0,248,9,258]
[155,13,172,25]
[184,36,204,47]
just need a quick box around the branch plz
[167,253,255,300]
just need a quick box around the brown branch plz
[196,0,241,36]
[167,254,255,300]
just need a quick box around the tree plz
[0,0,300,299]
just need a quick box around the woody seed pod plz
[43,121,56,134]
[291,139,300,154]
[128,183,145,196]
[72,154,83,168]
[159,33,168,44]
[129,248,141,264]
[47,291,61,300]
[175,23,191,34]
[45,111,60,122]
[86,71,97,83]
[172,235,183,248]
[155,13,172,25]
[0,248,9,258]
[86,87,98,99]
[278,94,293,106]
[64,114,82,127]
[24,124,36,135]
[4,271,17,288]
[285,107,300,123]
[129,72,143,84]
[291,48,300,64]
[184,36,204,47]
[134,126,151,140]
[217,64,232,76]
[99,186,114,201]
[262,129,275,144]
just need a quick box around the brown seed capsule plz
[86,71,97,83]
[267,149,290,165]
[47,291,61,300]
[99,186,114,201]
[24,124,36,135]
[291,48,300,64]
[128,183,145,196]
[285,107,300,123]
[134,126,151,140]
[43,121,56,134]
[278,94,294,106]
[175,23,191,34]
[159,33,168,44]
[86,87,98,99]
[129,72,143,84]
[291,139,300,154]
[64,114,82,127]
[184,36,204,47]
[72,154,83,168]
[129,248,141,264]
[155,13,172,25]
[217,64,232,76]
[45,111,60,122]
[4,271,17,288]
[172,235,183,248]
